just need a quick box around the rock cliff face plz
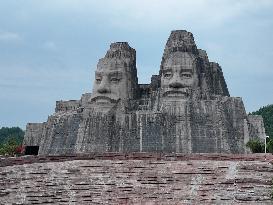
[24,30,266,155]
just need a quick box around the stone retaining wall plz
[1,154,272,204]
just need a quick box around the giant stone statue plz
[90,42,138,111]
[24,30,266,155]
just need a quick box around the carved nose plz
[97,80,110,93]
[98,87,110,93]
[169,73,184,88]
[169,81,183,88]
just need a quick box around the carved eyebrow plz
[108,71,123,77]
[180,69,193,74]
[162,69,172,73]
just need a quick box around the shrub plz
[0,138,23,156]
[267,138,273,153]
[246,139,264,153]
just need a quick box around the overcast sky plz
[1,0,273,129]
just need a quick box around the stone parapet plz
[55,100,80,112]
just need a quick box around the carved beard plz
[162,87,190,99]
[161,87,201,101]
[90,96,119,104]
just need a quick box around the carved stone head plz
[90,42,138,109]
[161,52,199,100]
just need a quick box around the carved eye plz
[110,78,120,83]
[164,73,172,78]
[181,73,192,78]
[96,78,102,83]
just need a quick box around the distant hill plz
[0,127,24,145]
[250,104,273,138]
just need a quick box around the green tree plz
[0,127,24,145]
[0,127,25,156]
[0,138,20,156]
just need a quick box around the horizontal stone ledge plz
[0,153,272,167]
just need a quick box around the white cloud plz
[0,31,22,42]
[30,0,273,30]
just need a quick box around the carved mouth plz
[163,90,189,98]
[90,96,118,104]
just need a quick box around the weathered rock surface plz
[1,154,272,204]
[23,30,266,155]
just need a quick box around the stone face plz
[23,30,266,155]
[90,42,138,112]
[160,52,200,101]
